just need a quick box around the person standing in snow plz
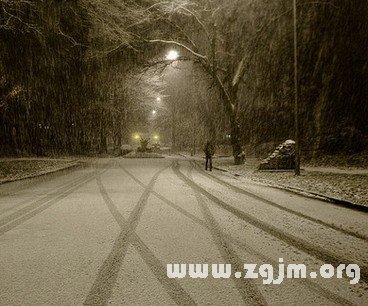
[204,141,215,171]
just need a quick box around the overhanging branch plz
[149,39,208,61]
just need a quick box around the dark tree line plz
[1,0,367,162]
[146,0,368,161]
[0,0,146,155]
[238,0,368,158]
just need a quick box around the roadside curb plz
[0,161,84,185]
[213,166,368,213]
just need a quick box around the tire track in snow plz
[0,169,99,221]
[188,164,267,305]
[191,161,367,241]
[173,161,368,284]
[90,171,195,305]
[84,162,188,305]
[118,160,356,304]
[182,161,356,305]
[0,164,110,236]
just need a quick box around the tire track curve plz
[186,162,355,305]
[0,164,96,217]
[84,163,178,305]
[173,161,368,284]
[122,160,356,305]
[0,164,110,236]
[0,168,101,223]
[192,161,367,241]
[188,165,267,305]
[91,172,195,305]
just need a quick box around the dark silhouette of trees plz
[0,0,145,155]
[1,0,366,165]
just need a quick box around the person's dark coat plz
[204,142,215,157]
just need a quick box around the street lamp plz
[166,50,179,61]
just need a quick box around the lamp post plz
[164,50,179,151]
[293,0,301,176]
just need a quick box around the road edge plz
[213,165,368,213]
[0,161,85,185]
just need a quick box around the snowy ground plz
[209,157,368,207]
[0,159,81,184]
[0,157,367,305]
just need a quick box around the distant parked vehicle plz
[121,144,133,156]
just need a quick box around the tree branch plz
[149,39,208,60]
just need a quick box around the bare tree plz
[145,1,256,164]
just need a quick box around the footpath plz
[180,153,368,211]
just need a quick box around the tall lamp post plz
[293,0,301,176]
[165,50,179,151]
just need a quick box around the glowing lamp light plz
[153,135,159,140]
[133,134,140,140]
[152,110,157,115]
[166,50,179,61]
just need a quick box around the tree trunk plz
[116,114,122,155]
[212,71,245,165]
[229,115,245,165]
[99,115,107,154]
[171,106,176,152]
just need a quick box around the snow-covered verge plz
[213,158,368,207]
[0,159,81,184]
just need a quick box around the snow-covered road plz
[0,157,367,305]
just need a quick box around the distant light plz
[153,135,159,140]
[133,134,140,140]
[166,50,179,61]
[156,97,161,102]
[152,110,157,115]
